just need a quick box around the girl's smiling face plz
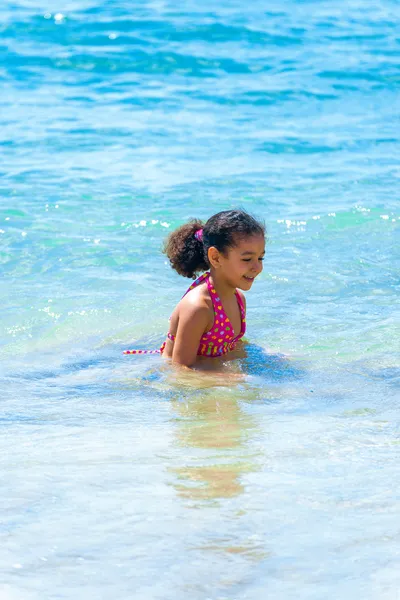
[209,234,265,290]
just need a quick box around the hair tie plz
[194,228,203,242]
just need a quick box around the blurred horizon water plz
[1,1,400,599]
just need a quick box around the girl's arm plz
[171,303,210,367]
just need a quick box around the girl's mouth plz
[243,275,255,281]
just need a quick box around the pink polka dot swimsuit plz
[123,271,246,357]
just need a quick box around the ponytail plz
[163,219,208,279]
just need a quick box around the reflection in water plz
[169,387,270,575]
[195,537,271,562]
[170,389,258,500]
[163,350,307,576]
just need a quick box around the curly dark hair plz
[163,209,265,279]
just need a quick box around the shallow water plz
[1,1,400,598]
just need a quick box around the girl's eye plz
[242,257,264,262]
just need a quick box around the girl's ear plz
[207,246,222,269]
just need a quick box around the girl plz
[124,209,265,368]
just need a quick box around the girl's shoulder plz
[168,279,213,334]
[180,277,212,311]
[170,277,212,318]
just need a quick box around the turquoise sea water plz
[1,1,399,598]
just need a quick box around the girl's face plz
[210,234,265,290]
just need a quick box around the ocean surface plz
[1,1,399,598]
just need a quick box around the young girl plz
[124,209,265,368]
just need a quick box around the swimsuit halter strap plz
[235,289,245,315]
[182,271,210,299]
[207,274,243,315]
[206,273,221,312]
